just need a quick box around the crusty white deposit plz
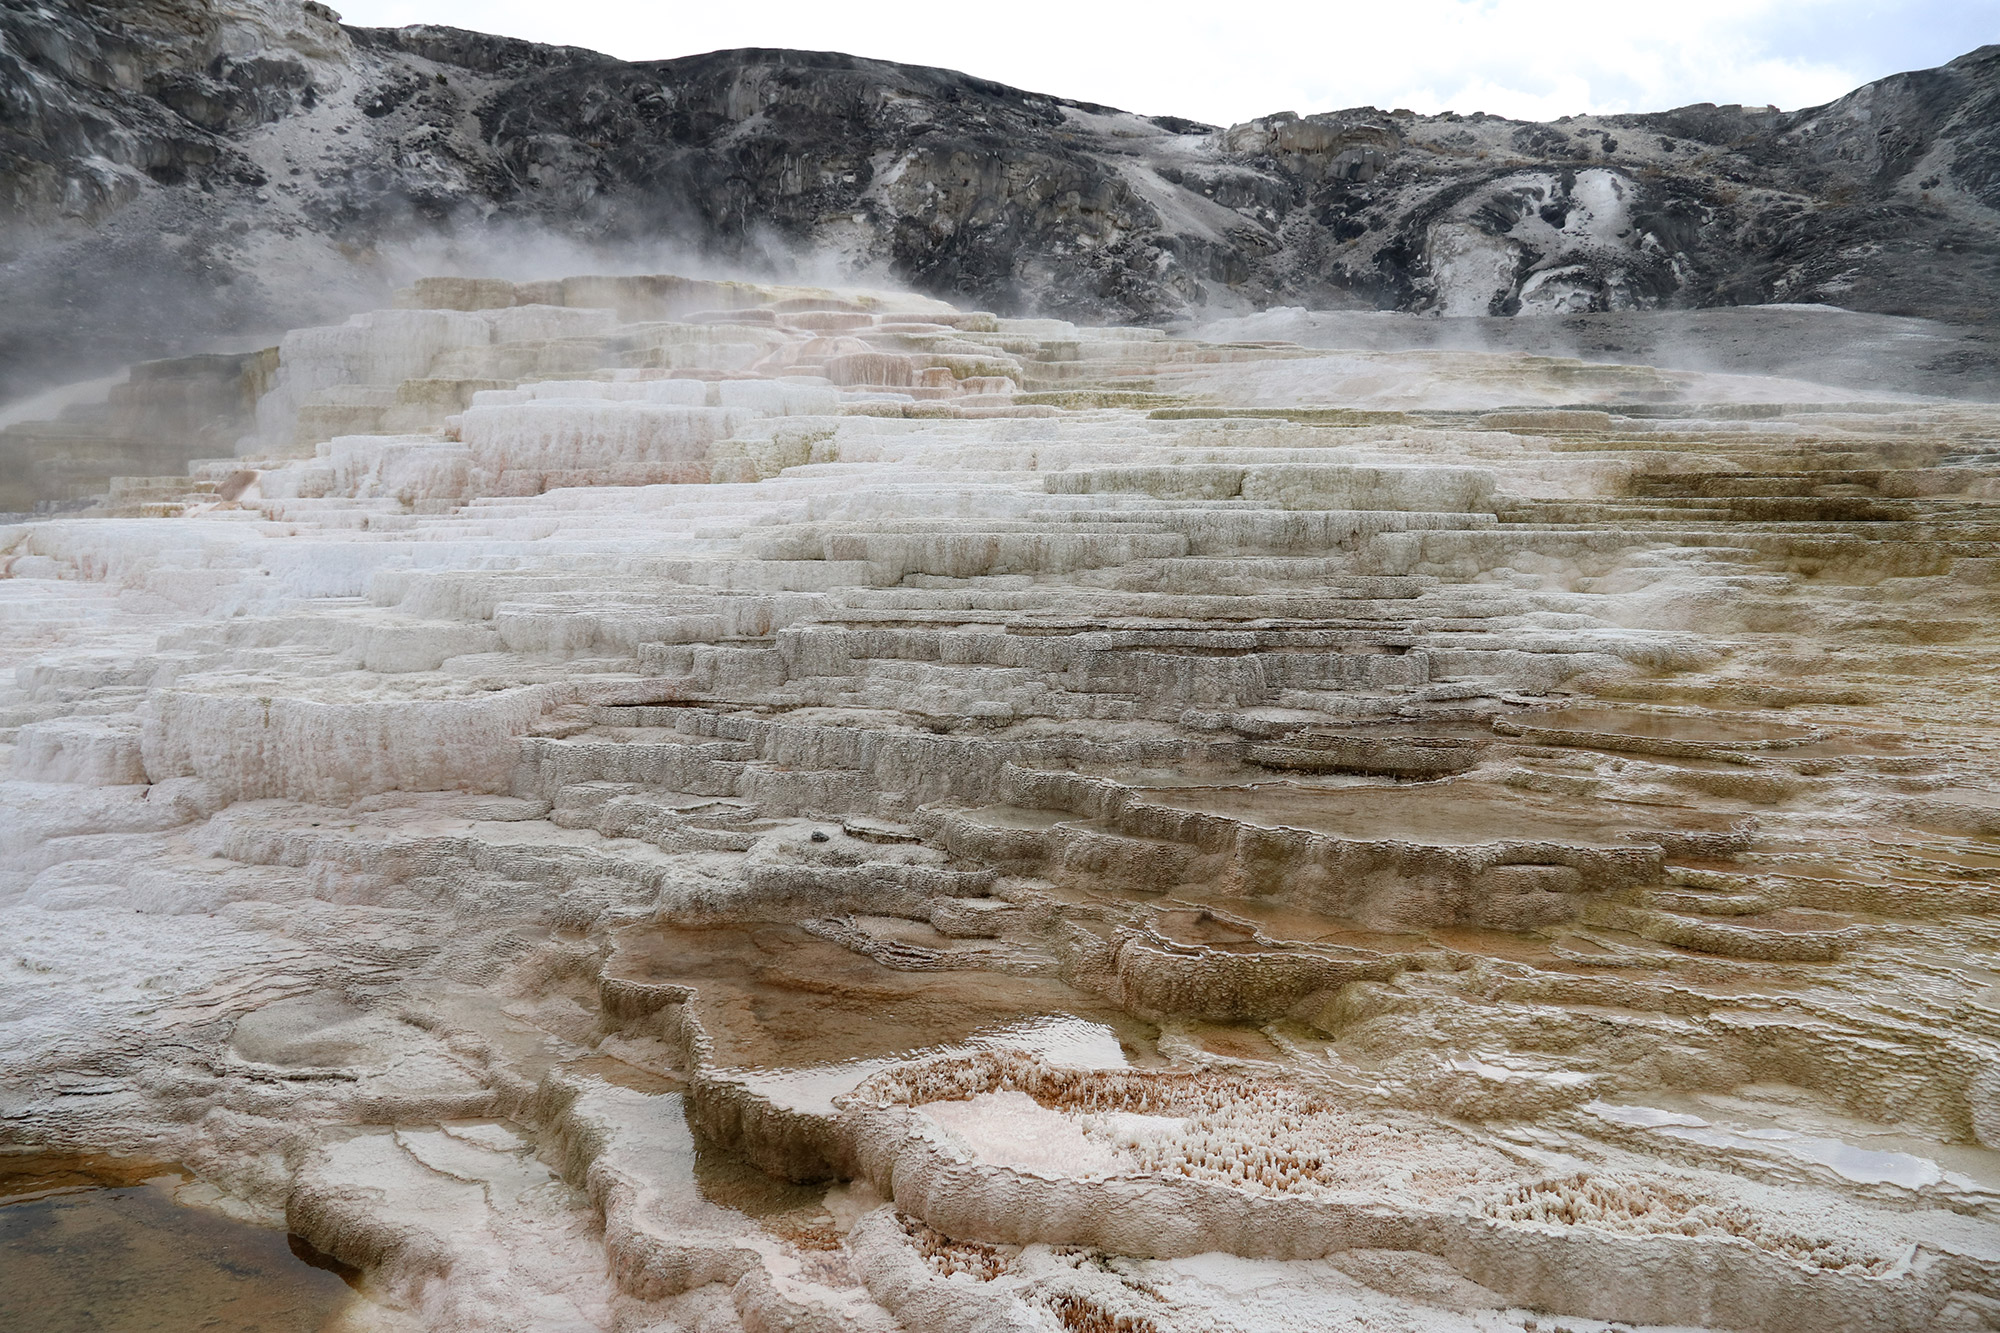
[7,273,2000,1331]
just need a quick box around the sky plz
[327,0,1999,126]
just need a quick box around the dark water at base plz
[0,1152,356,1333]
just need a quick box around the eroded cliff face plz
[4,0,2000,401]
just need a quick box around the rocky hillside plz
[4,0,1999,400]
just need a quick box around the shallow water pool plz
[0,1151,358,1333]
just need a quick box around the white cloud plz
[326,0,1978,125]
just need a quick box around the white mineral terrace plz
[8,273,2000,1332]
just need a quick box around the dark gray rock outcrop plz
[3,0,1998,400]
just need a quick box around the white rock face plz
[7,272,2000,1332]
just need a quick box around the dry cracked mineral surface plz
[11,272,2000,1333]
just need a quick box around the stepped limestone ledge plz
[11,272,2000,1332]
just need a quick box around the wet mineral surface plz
[0,1151,358,1333]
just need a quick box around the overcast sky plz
[329,0,1999,126]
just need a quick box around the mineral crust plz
[7,272,2000,1331]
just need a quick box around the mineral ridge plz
[7,269,2000,1331]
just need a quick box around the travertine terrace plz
[8,274,2000,1331]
